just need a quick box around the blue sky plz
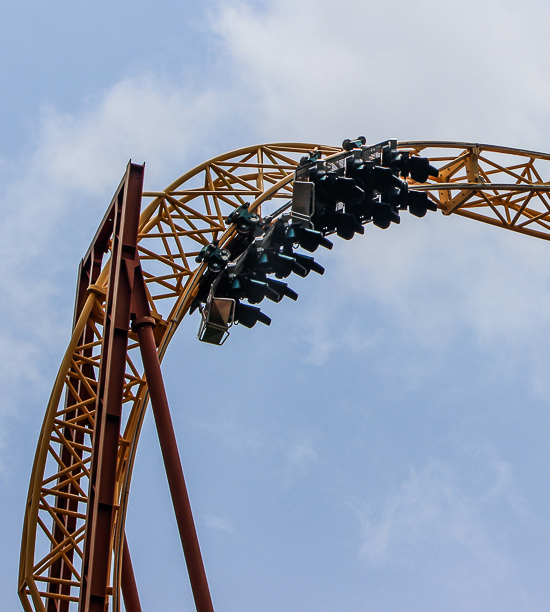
[3,1,550,611]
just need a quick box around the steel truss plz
[18,141,550,612]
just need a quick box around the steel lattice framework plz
[18,141,550,612]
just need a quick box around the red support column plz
[79,162,145,612]
[121,535,143,612]
[132,317,215,612]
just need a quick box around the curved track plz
[19,141,550,612]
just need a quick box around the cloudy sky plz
[3,1,550,611]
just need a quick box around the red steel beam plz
[79,162,144,612]
[121,535,143,612]
[131,265,215,612]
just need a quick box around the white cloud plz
[295,293,378,366]
[352,455,523,602]
[205,0,550,371]
[0,74,225,450]
[286,436,317,470]
[198,417,264,451]
[278,435,319,490]
[276,208,550,371]
[213,0,550,148]
[205,515,234,532]
[36,74,221,192]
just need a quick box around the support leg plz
[133,318,214,612]
[121,535,143,612]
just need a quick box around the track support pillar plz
[132,307,215,612]
[121,535,143,612]
[79,162,145,612]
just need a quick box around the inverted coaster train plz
[18,140,550,612]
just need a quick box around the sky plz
[2,1,550,611]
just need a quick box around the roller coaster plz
[18,139,550,612]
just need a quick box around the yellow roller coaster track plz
[18,141,550,612]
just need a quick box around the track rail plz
[19,141,550,612]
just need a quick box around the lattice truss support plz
[19,141,550,612]
[403,141,550,239]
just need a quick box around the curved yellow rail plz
[19,141,550,612]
